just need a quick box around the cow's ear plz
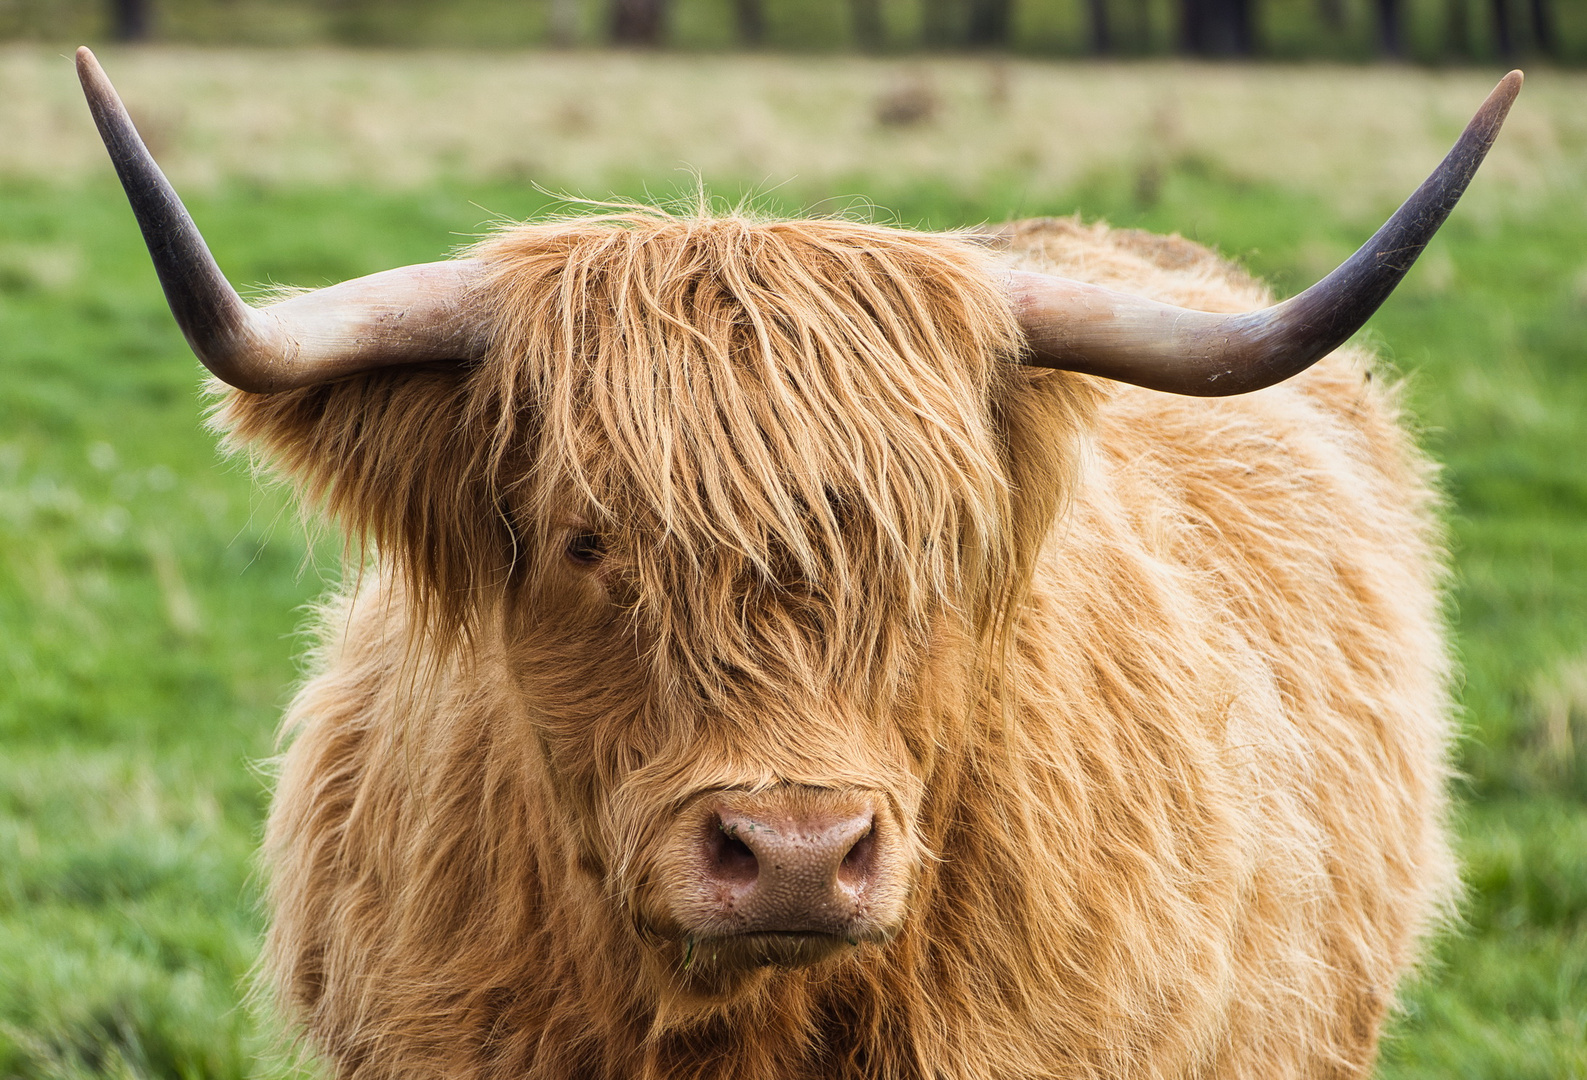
[990,370,1102,571]
[210,367,518,646]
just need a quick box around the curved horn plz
[1012,70,1522,396]
[76,47,488,394]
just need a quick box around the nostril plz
[705,819,760,887]
[837,822,876,890]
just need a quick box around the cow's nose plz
[694,801,879,935]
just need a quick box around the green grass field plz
[1,49,1584,1079]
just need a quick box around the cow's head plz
[471,214,1084,996]
[77,48,1517,1002]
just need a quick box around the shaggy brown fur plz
[220,209,1455,1080]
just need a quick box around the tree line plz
[99,0,1566,57]
[1167,0,1557,58]
[614,0,1561,56]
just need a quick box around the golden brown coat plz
[219,211,1454,1080]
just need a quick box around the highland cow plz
[78,47,1521,1080]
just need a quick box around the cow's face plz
[501,501,963,998]
[206,210,1092,1006]
[471,215,1087,1001]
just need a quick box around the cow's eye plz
[565,531,606,567]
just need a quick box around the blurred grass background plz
[1,43,1585,1079]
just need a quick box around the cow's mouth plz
[681,930,862,971]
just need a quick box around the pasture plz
[1,46,1584,1078]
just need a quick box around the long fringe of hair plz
[215,207,1030,699]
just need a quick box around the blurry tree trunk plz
[1374,0,1405,56]
[1180,0,1254,56]
[1086,0,1112,53]
[610,0,667,43]
[548,0,578,46]
[922,0,958,46]
[1317,0,1345,30]
[1528,0,1556,55]
[966,0,1014,47]
[1445,0,1470,56]
[111,0,149,40]
[734,0,765,44]
[1132,0,1151,49]
[1490,0,1513,57]
[850,0,884,49]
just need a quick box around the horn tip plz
[1496,69,1524,103]
[75,46,109,97]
